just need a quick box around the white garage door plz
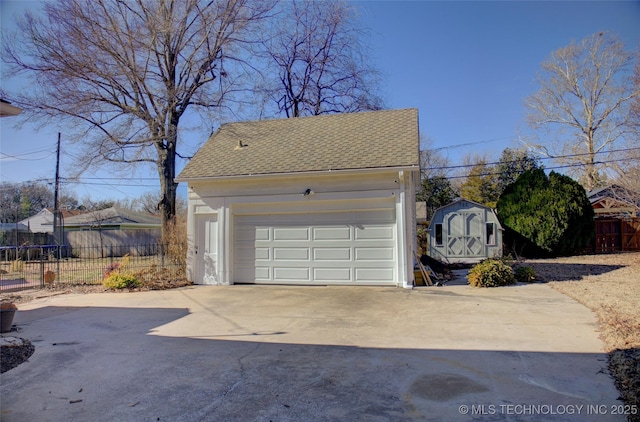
[233,209,396,285]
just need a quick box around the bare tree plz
[0,181,53,222]
[609,51,640,209]
[419,136,452,181]
[2,0,274,240]
[259,0,383,117]
[525,32,639,190]
[135,191,187,216]
[417,136,456,217]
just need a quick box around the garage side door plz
[233,210,396,285]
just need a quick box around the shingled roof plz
[177,108,419,180]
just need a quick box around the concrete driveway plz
[0,284,624,421]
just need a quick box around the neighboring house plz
[588,185,640,253]
[177,108,420,287]
[427,199,503,264]
[19,208,85,234]
[62,207,162,256]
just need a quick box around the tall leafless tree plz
[526,32,639,191]
[2,0,274,240]
[610,48,640,209]
[259,0,383,117]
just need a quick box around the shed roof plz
[429,199,503,229]
[63,207,160,227]
[177,108,419,180]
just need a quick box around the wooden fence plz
[64,229,161,257]
[594,218,640,253]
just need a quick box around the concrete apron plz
[1,284,623,422]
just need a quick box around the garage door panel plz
[313,226,351,240]
[273,248,310,260]
[355,226,394,240]
[274,267,310,280]
[313,247,351,261]
[273,227,309,241]
[355,247,394,261]
[255,267,271,280]
[355,268,394,282]
[314,267,351,281]
[255,247,270,260]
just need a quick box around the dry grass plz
[526,252,640,421]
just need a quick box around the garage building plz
[176,108,420,287]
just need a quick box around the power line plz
[68,181,159,187]
[0,151,55,161]
[441,156,640,180]
[422,146,640,172]
[430,135,520,152]
[76,177,158,181]
[0,177,158,190]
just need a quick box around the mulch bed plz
[0,337,35,373]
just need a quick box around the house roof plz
[63,207,160,227]
[587,184,639,205]
[19,208,94,233]
[177,108,420,180]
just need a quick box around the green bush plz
[467,259,515,288]
[103,271,140,290]
[514,265,536,283]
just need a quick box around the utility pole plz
[53,132,61,245]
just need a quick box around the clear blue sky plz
[1,0,639,203]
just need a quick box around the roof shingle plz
[177,108,419,180]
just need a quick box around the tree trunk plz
[157,119,178,243]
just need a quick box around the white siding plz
[184,169,418,287]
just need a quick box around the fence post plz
[56,245,61,285]
[40,254,44,288]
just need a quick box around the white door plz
[446,211,483,258]
[195,214,219,284]
[233,209,396,285]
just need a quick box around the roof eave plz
[176,164,420,183]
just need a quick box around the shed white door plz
[446,211,483,258]
[233,209,396,285]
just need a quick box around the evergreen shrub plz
[467,259,516,288]
[496,169,594,257]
